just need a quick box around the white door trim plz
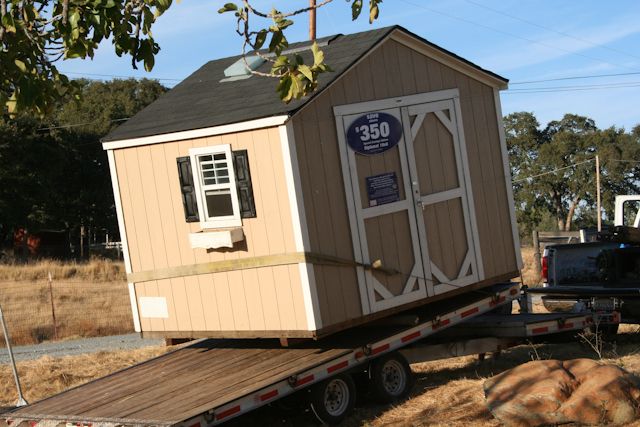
[333,89,460,117]
[335,90,484,314]
[334,115,371,315]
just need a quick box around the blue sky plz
[59,0,640,131]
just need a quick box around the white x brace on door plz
[334,89,484,314]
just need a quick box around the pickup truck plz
[542,196,640,328]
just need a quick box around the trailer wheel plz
[369,352,414,403]
[309,374,356,425]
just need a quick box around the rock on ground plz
[484,358,640,426]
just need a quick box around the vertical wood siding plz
[114,127,307,333]
[291,38,518,328]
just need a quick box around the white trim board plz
[333,89,460,116]
[102,115,290,150]
[493,88,523,270]
[279,122,322,331]
[107,149,142,333]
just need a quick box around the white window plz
[189,145,242,228]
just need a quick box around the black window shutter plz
[233,150,257,218]
[176,156,200,222]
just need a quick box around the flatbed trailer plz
[0,283,619,427]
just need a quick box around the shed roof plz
[103,25,507,143]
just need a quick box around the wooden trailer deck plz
[1,283,519,427]
[3,339,355,426]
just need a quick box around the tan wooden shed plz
[102,25,522,340]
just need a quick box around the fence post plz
[48,272,58,341]
[0,302,28,406]
[532,230,541,274]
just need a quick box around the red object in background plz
[542,255,548,282]
[13,228,69,258]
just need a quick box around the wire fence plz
[0,276,133,346]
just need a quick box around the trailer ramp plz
[3,340,352,426]
[1,283,519,427]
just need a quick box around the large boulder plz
[484,359,640,426]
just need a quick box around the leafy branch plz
[1,0,172,116]
[218,0,383,103]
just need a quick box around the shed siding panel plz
[292,38,517,329]
[116,127,307,334]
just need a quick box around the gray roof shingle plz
[103,26,506,142]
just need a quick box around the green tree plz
[506,112,640,236]
[1,0,171,115]
[217,0,381,103]
[0,78,167,245]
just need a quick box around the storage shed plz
[103,25,522,340]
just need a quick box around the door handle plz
[416,200,425,210]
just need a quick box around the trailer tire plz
[309,374,356,425]
[369,352,414,403]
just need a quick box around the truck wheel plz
[309,374,356,425]
[369,352,415,403]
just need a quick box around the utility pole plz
[309,0,316,40]
[596,155,602,232]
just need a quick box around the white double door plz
[335,91,484,314]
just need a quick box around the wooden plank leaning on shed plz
[127,252,401,283]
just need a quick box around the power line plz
[507,80,640,92]
[397,0,639,73]
[513,158,640,184]
[512,158,595,183]
[462,0,640,63]
[37,117,129,132]
[509,80,640,91]
[511,71,640,85]
[505,85,640,94]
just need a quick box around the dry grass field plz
[0,258,125,282]
[0,259,132,345]
[519,246,542,287]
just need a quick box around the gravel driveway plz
[0,334,164,363]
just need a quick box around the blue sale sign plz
[346,112,403,155]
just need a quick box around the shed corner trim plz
[101,115,291,150]
[279,121,323,331]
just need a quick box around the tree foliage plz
[2,0,383,114]
[506,112,640,237]
[1,0,171,115]
[0,78,166,244]
[218,0,382,103]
